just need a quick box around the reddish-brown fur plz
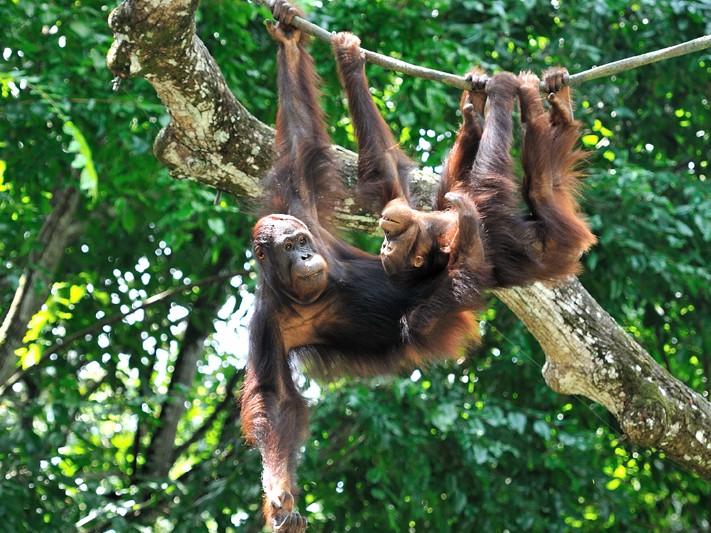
[332,36,595,331]
[244,4,595,531]
[243,5,479,531]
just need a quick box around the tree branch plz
[107,0,711,478]
[141,303,216,477]
[0,269,244,395]
[171,368,244,461]
[495,281,711,478]
[0,188,81,386]
[140,249,233,479]
[253,0,711,90]
[567,34,711,85]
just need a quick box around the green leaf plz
[371,488,386,500]
[69,21,92,38]
[122,207,137,233]
[533,420,551,440]
[675,221,694,237]
[507,412,526,434]
[208,218,225,236]
[581,134,599,146]
[606,478,621,491]
[63,120,99,199]
[431,403,458,432]
[19,343,41,369]
[69,285,86,304]
[472,445,488,465]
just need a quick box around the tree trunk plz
[141,310,213,478]
[0,188,81,386]
[107,0,711,478]
[141,255,230,478]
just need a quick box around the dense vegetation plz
[1,0,709,530]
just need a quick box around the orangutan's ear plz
[255,245,266,261]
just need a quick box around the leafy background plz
[0,0,709,530]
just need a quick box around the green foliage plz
[0,0,709,531]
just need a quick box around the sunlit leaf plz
[63,120,99,199]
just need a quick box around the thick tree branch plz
[141,311,211,478]
[107,0,711,478]
[0,188,81,386]
[495,281,711,478]
[107,0,273,205]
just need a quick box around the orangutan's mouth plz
[299,270,323,280]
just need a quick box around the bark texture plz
[107,0,711,478]
[496,281,711,478]
[0,188,81,386]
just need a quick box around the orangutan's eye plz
[285,242,293,251]
[299,236,307,245]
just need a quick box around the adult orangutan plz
[242,3,477,530]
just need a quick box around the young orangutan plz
[332,32,596,334]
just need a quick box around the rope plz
[256,1,711,91]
